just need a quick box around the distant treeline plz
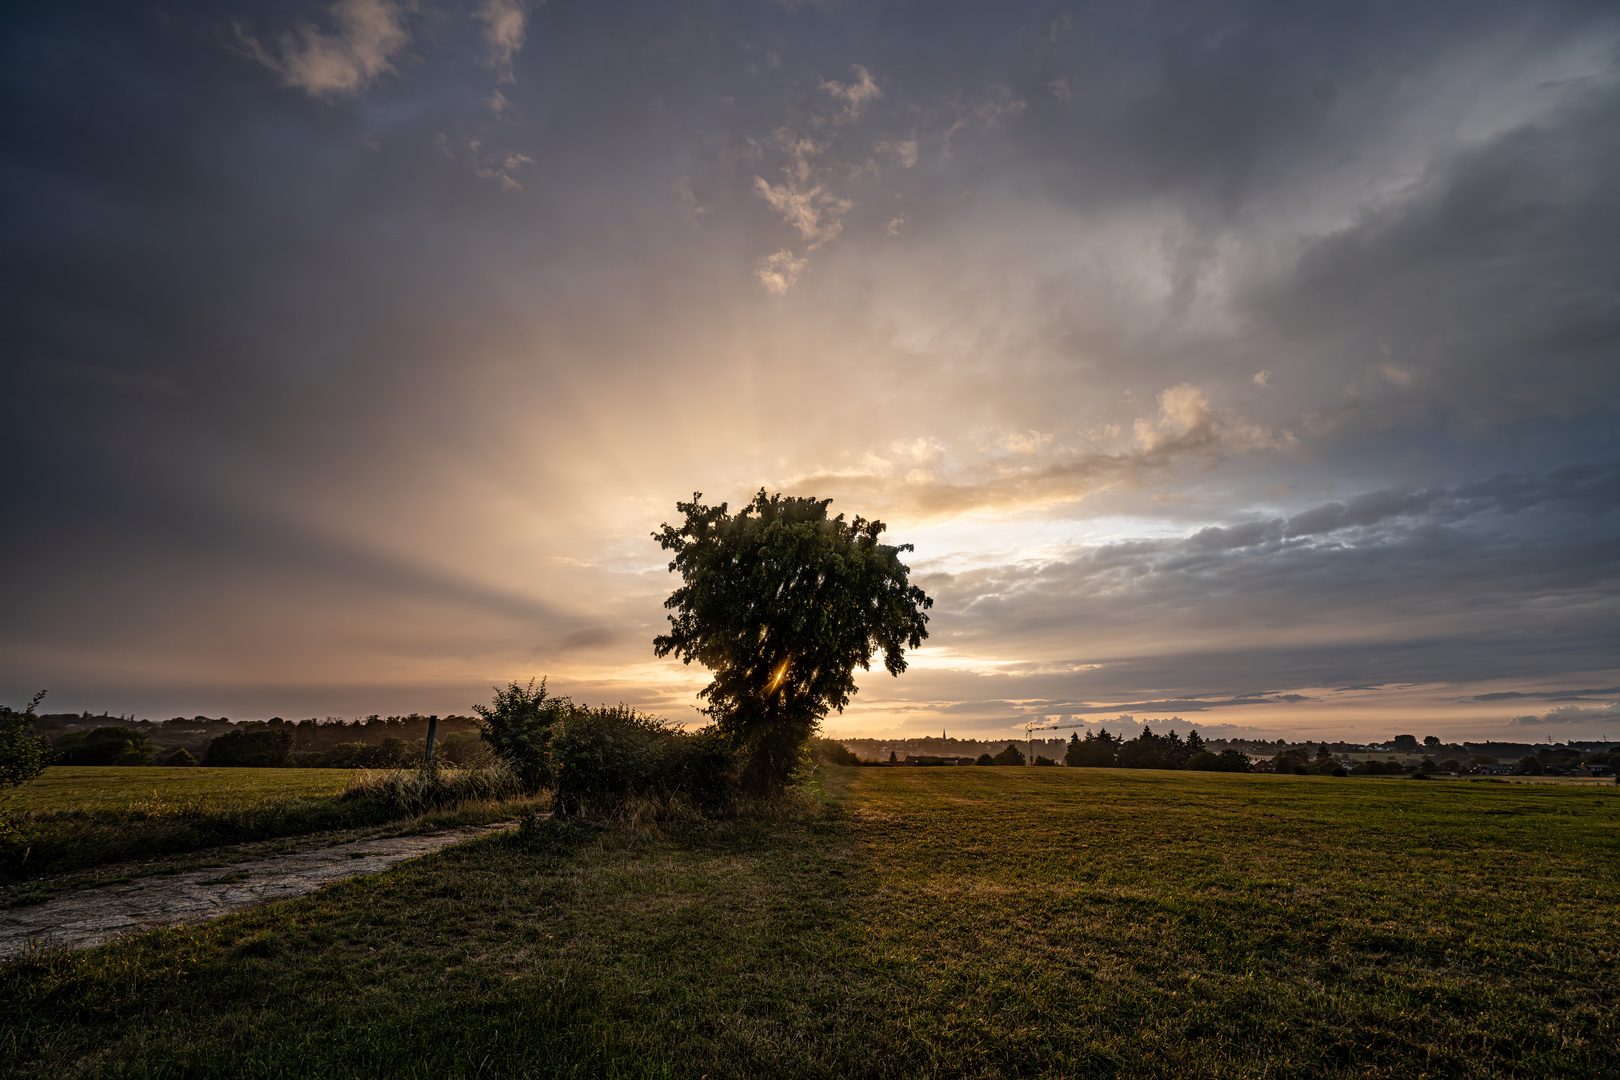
[37,713,488,768]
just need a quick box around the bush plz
[975,753,994,765]
[163,748,198,766]
[438,729,494,767]
[2,691,53,834]
[1033,755,1056,766]
[474,678,571,789]
[549,706,739,817]
[203,728,293,767]
[1331,766,1348,777]
[810,738,861,766]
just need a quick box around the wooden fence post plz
[425,715,439,767]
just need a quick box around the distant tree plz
[1186,750,1220,771]
[1423,735,1441,748]
[2,691,53,832]
[1118,729,1190,770]
[1391,734,1420,752]
[473,677,571,789]
[54,726,153,766]
[1418,758,1437,772]
[1215,748,1253,773]
[202,728,291,767]
[1438,758,1461,774]
[653,491,932,792]
[1033,755,1056,766]
[991,743,1026,766]
[1186,729,1205,755]
[163,748,198,767]
[890,750,898,764]
[1514,756,1544,776]
[1067,728,1118,767]
[974,753,994,765]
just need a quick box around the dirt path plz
[0,821,517,959]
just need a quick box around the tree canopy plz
[654,490,933,790]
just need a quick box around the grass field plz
[2,767,1616,1078]
[7,766,358,814]
[1,766,533,884]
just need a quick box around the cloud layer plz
[1,0,1617,739]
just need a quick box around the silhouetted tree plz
[654,491,932,793]
[54,726,153,766]
[201,728,291,767]
[991,743,1026,766]
[1066,728,1118,767]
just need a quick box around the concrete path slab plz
[1,821,516,959]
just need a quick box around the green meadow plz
[1,766,536,885]
[3,767,1617,1078]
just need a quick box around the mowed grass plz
[846,767,1620,1077]
[2,768,1617,1078]
[2,767,531,884]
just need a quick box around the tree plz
[991,743,1026,766]
[53,726,153,766]
[654,491,933,792]
[202,728,291,767]
[1186,729,1205,755]
[1423,735,1441,748]
[1391,734,1420,752]
[1066,729,1118,767]
[2,691,53,833]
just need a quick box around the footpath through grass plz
[2,768,1616,1078]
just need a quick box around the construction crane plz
[1019,717,1094,764]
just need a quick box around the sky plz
[2,0,1618,744]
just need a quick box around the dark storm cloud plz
[921,462,1620,699]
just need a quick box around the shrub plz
[810,738,861,766]
[437,729,494,766]
[1331,766,1348,777]
[163,748,198,766]
[203,728,293,767]
[2,691,53,834]
[974,753,994,765]
[548,706,739,817]
[474,678,570,789]
[1033,755,1056,766]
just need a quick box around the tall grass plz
[341,761,526,816]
